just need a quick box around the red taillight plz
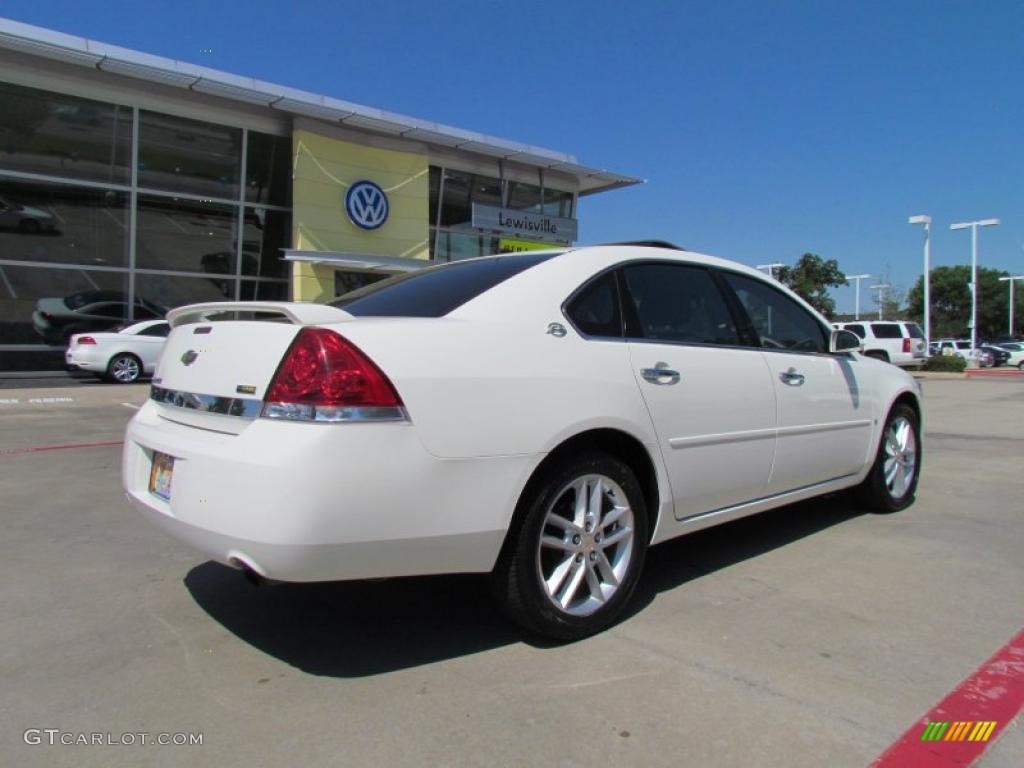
[902,338,911,353]
[78,336,97,345]
[262,327,404,422]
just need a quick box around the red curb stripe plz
[0,440,123,456]
[870,628,1024,767]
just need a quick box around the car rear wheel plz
[107,353,142,384]
[855,403,920,513]
[492,452,649,641]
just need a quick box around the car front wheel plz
[493,452,649,641]
[855,403,921,512]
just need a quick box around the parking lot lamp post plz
[871,284,890,320]
[998,275,1024,337]
[845,274,871,320]
[950,218,1000,350]
[908,215,932,348]
[757,262,785,279]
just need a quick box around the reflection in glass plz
[542,189,573,218]
[241,208,290,278]
[239,280,288,301]
[506,181,542,212]
[0,81,132,184]
[438,170,502,227]
[0,265,129,345]
[136,195,237,275]
[245,132,291,206]
[135,272,235,311]
[0,179,128,266]
[138,110,241,199]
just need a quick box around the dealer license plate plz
[149,451,174,501]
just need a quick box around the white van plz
[832,321,927,368]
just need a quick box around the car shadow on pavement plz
[184,493,868,677]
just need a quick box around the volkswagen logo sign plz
[345,180,389,230]
[180,350,199,366]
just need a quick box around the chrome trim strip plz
[668,419,871,450]
[669,427,776,449]
[150,385,262,419]
[776,419,872,438]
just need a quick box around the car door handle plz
[779,368,805,386]
[640,364,681,385]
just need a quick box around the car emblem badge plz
[546,322,567,338]
[345,180,389,230]
[181,350,199,366]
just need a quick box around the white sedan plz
[66,319,170,383]
[122,244,922,639]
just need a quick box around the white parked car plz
[122,245,922,639]
[66,319,170,383]
[931,339,994,367]
[994,342,1024,369]
[831,320,927,367]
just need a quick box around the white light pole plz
[950,218,999,350]
[998,275,1024,337]
[871,284,891,320]
[845,274,871,320]
[909,215,931,348]
[757,262,785,279]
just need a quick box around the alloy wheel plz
[536,474,635,617]
[883,415,917,500]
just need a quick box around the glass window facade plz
[428,166,576,263]
[0,81,291,372]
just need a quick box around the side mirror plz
[830,329,863,354]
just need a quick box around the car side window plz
[139,323,170,337]
[721,272,828,353]
[871,323,902,339]
[621,263,739,345]
[565,271,622,338]
[845,323,866,339]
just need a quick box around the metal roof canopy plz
[283,250,429,272]
[0,17,643,196]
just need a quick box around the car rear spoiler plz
[166,302,353,328]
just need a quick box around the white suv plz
[832,321,927,368]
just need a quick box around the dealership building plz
[0,17,639,374]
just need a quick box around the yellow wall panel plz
[291,129,430,261]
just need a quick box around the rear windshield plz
[330,253,558,317]
[904,323,924,339]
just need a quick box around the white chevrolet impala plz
[123,244,922,640]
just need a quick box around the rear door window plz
[620,263,740,345]
[844,323,866,339]
[904,323,924,339]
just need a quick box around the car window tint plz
[722,272,828,353]
[956,341,971,350]
[621,263,739,345]
[870,323,902,338]
[331,252,557,317]
[844,323,866,339]
[566,272,621,338]
[139,323,170,337]
[905,323,924,339]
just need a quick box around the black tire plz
[855,403,921,513]
[492,452,649,641]
[106,353,142,384]
[1018,361,1024,371]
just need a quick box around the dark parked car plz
[980,345,1010,367]
[32,290,166,345]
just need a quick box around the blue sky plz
[4,0,1022,313]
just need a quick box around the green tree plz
[905,266,1022,339]
[776,253,846,318]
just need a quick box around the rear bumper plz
[65,348,106,372]
[122,401,537,582]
